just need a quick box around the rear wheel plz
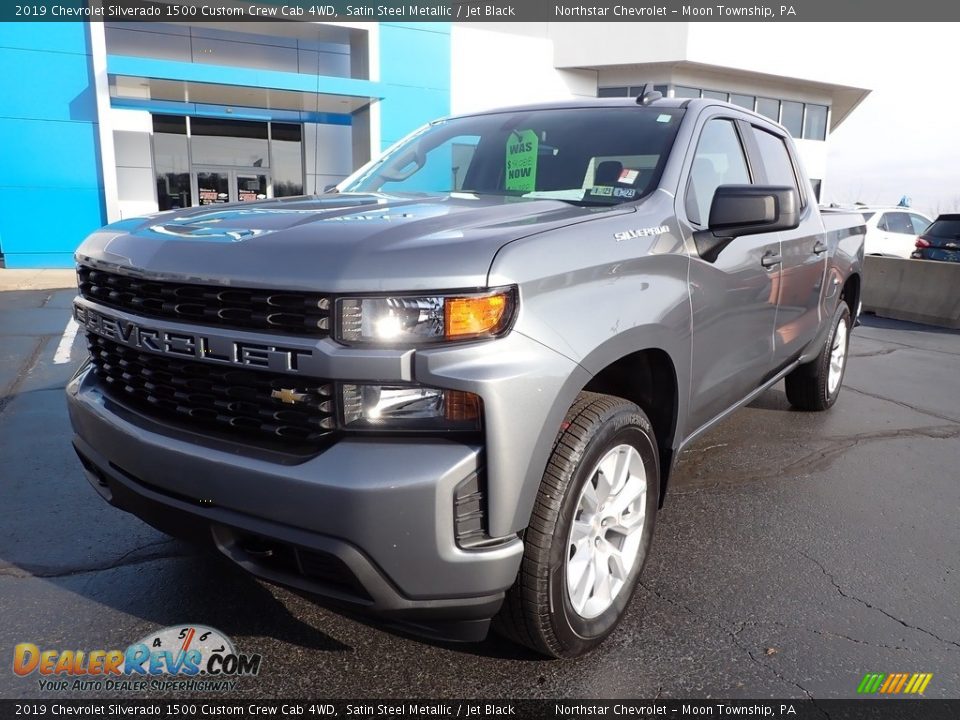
[494,392,659,657]
[785,302,851,411]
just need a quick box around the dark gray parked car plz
[67,97,865,657]
[912,213,960,263]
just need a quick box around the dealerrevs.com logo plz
[13,625,262,693]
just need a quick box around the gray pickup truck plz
[67,96,864,657]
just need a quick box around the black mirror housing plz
[694,185,800,262]
[709,184,799,235]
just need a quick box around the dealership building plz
[0,19,869,268]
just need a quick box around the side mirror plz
[694,184,800,262]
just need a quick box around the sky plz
[822,24,960,217]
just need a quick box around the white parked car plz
[860,207,932,258]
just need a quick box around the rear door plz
[682,113,781,432]
[745,124,827,368]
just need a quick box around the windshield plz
[341,107,685,205]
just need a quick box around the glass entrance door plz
[236,173,269,203]
[193,167,272,205]
[196,170,230,205]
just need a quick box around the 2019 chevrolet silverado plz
[67,96,865,657]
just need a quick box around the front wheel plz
[785,302,852,411]
[493,392,659,658]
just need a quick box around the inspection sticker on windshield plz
[506,129,539,192]
[618,168,639,184]
[657,114,672,123]
[589,186,636,199]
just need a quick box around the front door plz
[682,116,781,432]
[194,167,272,206]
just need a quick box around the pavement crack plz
[0,336,48,416]
[742,618,920,653]
[641,583,820,701]
[853,332,960,358]
[797,549,960,652]
[845,385,960,425]
[745,649,826,716]
[0,539,196,580]
[849,347,902,358]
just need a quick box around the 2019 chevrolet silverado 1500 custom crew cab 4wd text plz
[67,97,864,657]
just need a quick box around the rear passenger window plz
[751,127,801,204]
[909,214,931,234]
[685,119,751,226]
[880,212,913,235]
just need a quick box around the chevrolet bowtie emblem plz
[271,388,309,404]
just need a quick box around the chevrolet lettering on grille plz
[74,303,313,372]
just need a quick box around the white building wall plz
[794,138,828,190]
[450,24,595,115]
[550,22,690,68]
[685,23,867,91]
[110,108,159,220]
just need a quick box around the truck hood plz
[77,193,633,292]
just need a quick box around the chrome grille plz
[87,333,337,450]
[77,266,331,336]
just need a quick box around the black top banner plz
[5,0,960,22]
[2,700,960,720]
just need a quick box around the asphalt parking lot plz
[1,273,958,700]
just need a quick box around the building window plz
[702,89,728,101]
[673,85,701,99]
[151,115,308,208]
[152,115,191,211]
[803,104,828,141]
[271,123,304,197]
[756,98,780,122]
[780,101,804,138]
[191,118,269,167]
[598,87,629,97]
[729,93,755,111]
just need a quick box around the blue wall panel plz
[0,22,88,55]
[0,187,105,268]
[0,118,101,188]
[378,23,451,150]
[0,47,99,122]
[0,23,104,267]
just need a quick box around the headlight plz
[337,288,515,345]
[341,384,481,432]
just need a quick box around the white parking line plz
[53,318,80,365]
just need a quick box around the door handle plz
[813,241,828,255]
[761,253,782,268]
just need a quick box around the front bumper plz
[67,366,524,641]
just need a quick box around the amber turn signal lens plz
[444,293,510,339]
[444,390,481,422]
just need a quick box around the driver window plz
[685,119,751,226]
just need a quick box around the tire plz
[785,302,851,411]
[493,391,659,658]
